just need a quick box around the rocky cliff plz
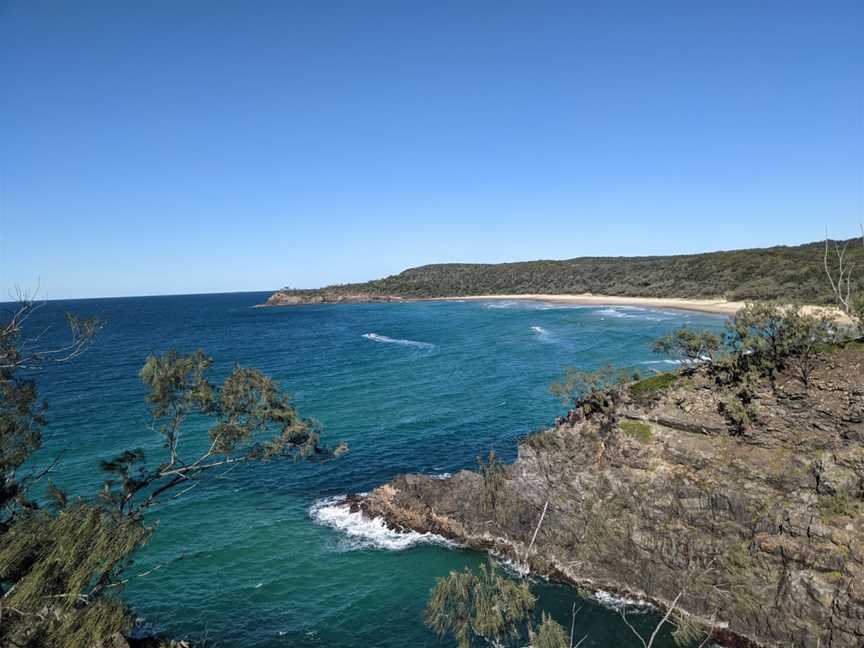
[351,346,864,647]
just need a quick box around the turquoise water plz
[24,293,726,647]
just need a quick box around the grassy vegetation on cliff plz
[273,237,864,304]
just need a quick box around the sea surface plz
[20,293,727,647]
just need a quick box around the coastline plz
[431,293,746,315]
[262,291,851,322]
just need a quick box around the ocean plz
[20,293,727,647]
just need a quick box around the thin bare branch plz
[620,591,684,648]
[524,498,549,564]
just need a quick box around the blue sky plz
[2,1,862,299]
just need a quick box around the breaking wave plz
[595,307,684,322]
[485,301,588,311]
[362,333,434,349]
[591,590,652,611]
[530,325,556,343]
[309,496,456,551]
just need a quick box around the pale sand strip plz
[434,294,847,320]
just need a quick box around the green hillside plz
[270,237,864,305]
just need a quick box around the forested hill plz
[267,237,864,305]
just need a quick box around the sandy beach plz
[436,293,746,315]
[435,294,852,323]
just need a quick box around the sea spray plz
[309,496,456,551]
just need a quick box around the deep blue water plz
[19,293,726,647]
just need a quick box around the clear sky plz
[1,1,862,299]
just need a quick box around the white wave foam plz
[594,306,680,322]
[430,472,452,480]
[592,590,651,611]
[638,359,683,365]
[530,325,556,343]
[309,496,455,551]
[493,556,531,578]
[362,333,434,349]
[485,301,588,311]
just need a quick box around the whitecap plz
[309,496,456,551]
[530,325,556,343]
[362,333,434,349]
[593,306,677,322]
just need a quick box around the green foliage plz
[137,350,342,464]
[725,302,833,390]
[620,420,652,442]
[0,504,147,647]
[1,299,100,521]
[852,296,864,335]
[99,350,350,513]
[653,328,722,366]
[816,338,864,354]
[550,364,619,417]
[718,392,759,434]
[0,374,44,516]
[522,428,566,453]
[53,598,133,648]
[275,236,864,304]
[715,542,768,618]
[477,450,510,524]
[818,493,857,518]
[669,610,708,646]
[629,372,677,401]
[532,613,569,648]
[425,563,536,648]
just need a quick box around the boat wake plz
[309,496,456,551]
[362,333,434,349]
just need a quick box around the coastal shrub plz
[522,429,565,453]
[425,563,535,648]
[852,296,864,336]
[817,338,864,354]
[620,419,653,442]
[718,393,759,434]
[653,328,722,366]
[477,450,510,523]
[629,372,677,402]
[725,303,833,391]
[532,613,569,648]
[550,364,620,418]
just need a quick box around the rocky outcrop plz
[355,347,864,648]
[263,290,402,306]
